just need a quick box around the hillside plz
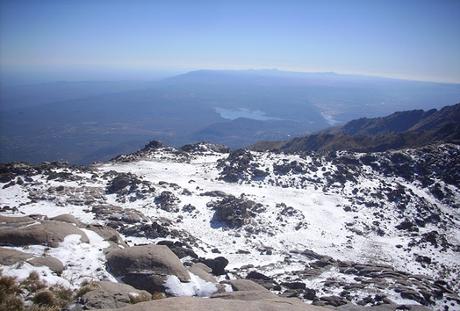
[251,103,460,153]
[0,140,459,310]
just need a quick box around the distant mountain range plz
[1,69,460,164]
[251,103,460,153]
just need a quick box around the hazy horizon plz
[1,0,460,164]
[1,0,460,84]
[3,67,460,88]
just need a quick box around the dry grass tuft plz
[75,280,99,298]
[0,272,24,311]
[32,290,57,307]
[129,291,152,304]
[0,294,24,311]
[0,270,74,311]
[21,272,47,293]
[151,291,166,300]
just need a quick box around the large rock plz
[98,296,327,311]
[80,281,151,309]
[50,214,81,226]
[0,215,36,223]
[0,247,64,273]
[0,247,32,265]
[86,224,128,248]
[199,256,229,275]
[228,279,269,292]
[29,256,64,274]
[211,290,278,301]
[0,219,89,247]
[188,263,217,283]
[106,245,190,293]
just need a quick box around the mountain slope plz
[0,140,459,310]
[252,103,460,153]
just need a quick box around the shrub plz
[0,294,24,311]
[20,272,46,293]
[32,290,57,307]
[75,280,99,297]
[0,274,21,295]
[0,272,23,311]
[49,284,72,303]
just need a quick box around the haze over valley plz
[2,69,460,163]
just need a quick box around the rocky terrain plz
[0,140,459,311]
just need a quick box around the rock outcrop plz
[78,281,152,309]
[0,218,89,247]
[97,296,327,311]
[106,245,191,292]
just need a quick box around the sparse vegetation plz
[0,270,73,311]
[0,271,24,311]
[21,271,46,293]
[32,290,58,307]
[128,291,152,304]
[75,280,99,297]
[151,291,166,300]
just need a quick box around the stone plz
[106,245,190,293]
[97,296,327,311]
[228,279,269,292]
[80,281,151,309]
[188,263,217,283]
[0,219,89,247]
[199,256,229,275]
[50,214,81,226]
[29,256,64,274]
[0,247,32,265]
[211,290,278,301]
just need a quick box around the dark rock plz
[304,288,317,300]
[157,240,198,259]
[281,282,306,290]
[209,196,262,228]
[155,191,180,212]
[199,256,229,276]
[314,295,348,307]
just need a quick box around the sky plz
[1,0,460,83]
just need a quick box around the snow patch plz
[164,272,218,297]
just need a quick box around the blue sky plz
[1,0,460,83]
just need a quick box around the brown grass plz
[32,290,58,307]
[0,270,73,311]
[0,294,24,311]
[151,291,166,300]
[129,291,152,304]
[0,272,24,311]
[20,272,47,293]
[75,280,99,298]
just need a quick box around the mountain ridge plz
[251,103,460,153]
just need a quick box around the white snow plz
[164,272,218,297]
[1,144,459,310]
[0,229,116,288]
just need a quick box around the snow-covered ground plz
[1,143,459,310]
